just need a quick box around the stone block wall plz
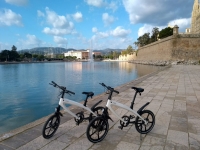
[136,34,200,63]
[136,36,174,61]
[171,34,200,60]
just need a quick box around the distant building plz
[64,50,89,59]
[191,0,200,33]
[185,28,191,34]
[93,52,102,56]
[64,50,102,59]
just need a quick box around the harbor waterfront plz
[1,65,200,149]
[0,61,162,135]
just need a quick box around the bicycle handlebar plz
[99,83,119,94]
[50,81,75,95]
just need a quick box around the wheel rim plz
[135,110,155,134]
[44,116,59,137]
[87,118,108,142]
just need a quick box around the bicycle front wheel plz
[89,106,104,122]
[86,116,109,143]
[135,110,155,134]
[42,114,60,139]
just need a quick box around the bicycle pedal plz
[130,115,135,119]
[118,126,123,130]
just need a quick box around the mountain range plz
[18,47,123,55]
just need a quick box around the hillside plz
[18,47,123,55]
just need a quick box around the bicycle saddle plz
[131,87,144,93]
[82,92,94,97]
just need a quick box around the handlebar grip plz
[68,91,75,95]
[99,83,106,87]
[52,81,57,85]
[114,90,119,94]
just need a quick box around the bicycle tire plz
[86,116,109,143]
[89,106,104,122]
[42,114,60,139]
[135,110,155,134]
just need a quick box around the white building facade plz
[64,50,102,59]
[64,50,89,59]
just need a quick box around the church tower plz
[191,0,200,33]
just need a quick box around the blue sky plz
[0,0,193,51]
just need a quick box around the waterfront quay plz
[1,65,200,150]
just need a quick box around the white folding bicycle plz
[42,81,103,139]
[86,83,155,143]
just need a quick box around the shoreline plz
[0,65,169,142]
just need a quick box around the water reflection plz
[0,62,162,135]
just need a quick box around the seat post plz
[130,91,138,109]
[84,95,89,106]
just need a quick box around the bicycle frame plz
[59,98,97,119]
[106,99,147,125]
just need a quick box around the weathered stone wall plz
[136,36,174,61]
[172,34,200,60]
[135,34,200,64]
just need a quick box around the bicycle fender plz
[91,100,103,111]
[107,115,113,122]
[137,102,150,114]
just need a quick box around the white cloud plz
[168,18,191,32]
[72,12,83,22]
[102,13,115,26]
[18,34,43,48]
[111,26,131,38]
[92,27,98,33]
[0,9,23,26]
[91,26,132,49]
[42,7,74,36]
[98,32,109,38]
[37,10,45,17]
[85,0,118,11]
[106,1,118,12]
[5,0,28,6]
[138,18,191,37]
[84,0,104,7]
[53,36,68,45]
[122,0,192,26]
[43,27,73,36]
[138,24,162,37]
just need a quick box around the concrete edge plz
[0,65,171,142]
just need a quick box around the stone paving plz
[1,65,200,150]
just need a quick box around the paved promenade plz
[1,65,200,150]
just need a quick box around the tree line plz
[134,27,173,47]
[0,45,45,62]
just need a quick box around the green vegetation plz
[103,51,121,60]
[158,27,173,39]
[0,45,46,62]
[121,45,135,56]
[134,27,173,47]
[0,49,20,61]
[64,56,77,61]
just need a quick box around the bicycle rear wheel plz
[135,110,155,134]
[86,116,109,143]
[42,114,60,139]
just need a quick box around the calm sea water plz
[0,61,161,135]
